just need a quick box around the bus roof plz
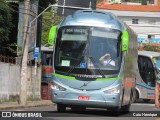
[59,10,125,31]
[138,50,160,58]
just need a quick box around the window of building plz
[148,19,156,24]
[132,19,139,24]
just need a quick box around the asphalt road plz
[1,99,160,120]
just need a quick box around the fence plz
[0,55,38,66]
[0,55,16,64]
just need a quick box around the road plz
[1,99,160,120]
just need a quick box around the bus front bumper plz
[51,89,120,108]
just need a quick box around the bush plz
[143,44,160,52]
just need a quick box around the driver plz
[99,53,115,66]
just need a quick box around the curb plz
[0,100,54,110]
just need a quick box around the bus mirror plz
[48,25,57,46]
[121,31,129,52]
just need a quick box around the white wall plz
[0,62,41,101]
[119,16,160,43]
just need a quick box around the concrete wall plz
[0,62,41,101]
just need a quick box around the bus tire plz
[134,90,139,102]
[121,91,132,112]
[57,104,66,112]
[107,107,121,116]
[133,90,138,103]
[121,104,130,113]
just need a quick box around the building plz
[97,0,160,44]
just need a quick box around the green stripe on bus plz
[96,77,121,81]
[54,73,76,80]
[53,73,121,81]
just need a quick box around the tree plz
[41,11,63,45]
[0,2,12,55]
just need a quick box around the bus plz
[41,46,53,100]
[48,10,138,112]
[41,46,53,84]
[135,50,160,102]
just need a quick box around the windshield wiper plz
[89,56,105,78]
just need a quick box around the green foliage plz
[0,2,12,54]
[41,12,52,45]
[96,0,104,3]
[41,11,63,45]
[0,3,12,42]
[4,43,18,54]
[121,0,146,3]
[143,44,160,52]
[142,0,147,5]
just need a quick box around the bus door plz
[138,55,156,100]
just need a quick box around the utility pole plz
[20,0,30,105]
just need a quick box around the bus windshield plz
[54,26,122,78]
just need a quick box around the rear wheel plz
[133,90,138,103]
[57,104,66,112]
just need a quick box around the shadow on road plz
[46,109,132,117]
[134,99,155,104]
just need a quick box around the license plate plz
[78,96,90,100]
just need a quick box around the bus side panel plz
[122,25,137,106]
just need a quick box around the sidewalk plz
[0,100,53,110]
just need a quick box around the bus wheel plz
[121,92,132,112]
[121,104,130,113]
[107,107,121,116]
[57,104,66,112]
[143,99,151,103]
[133,90,138,103]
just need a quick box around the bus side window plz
[145,57,155,87]
[138,56,147,83]
[138,56,156,87]
[138,56,155,87]
[138,56,143,71]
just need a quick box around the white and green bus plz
[48,10,138,112]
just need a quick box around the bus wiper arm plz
[89,57,105,78]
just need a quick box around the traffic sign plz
[34,47,39,58]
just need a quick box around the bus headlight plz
[50,82,66,91]
[103,85,120,94]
